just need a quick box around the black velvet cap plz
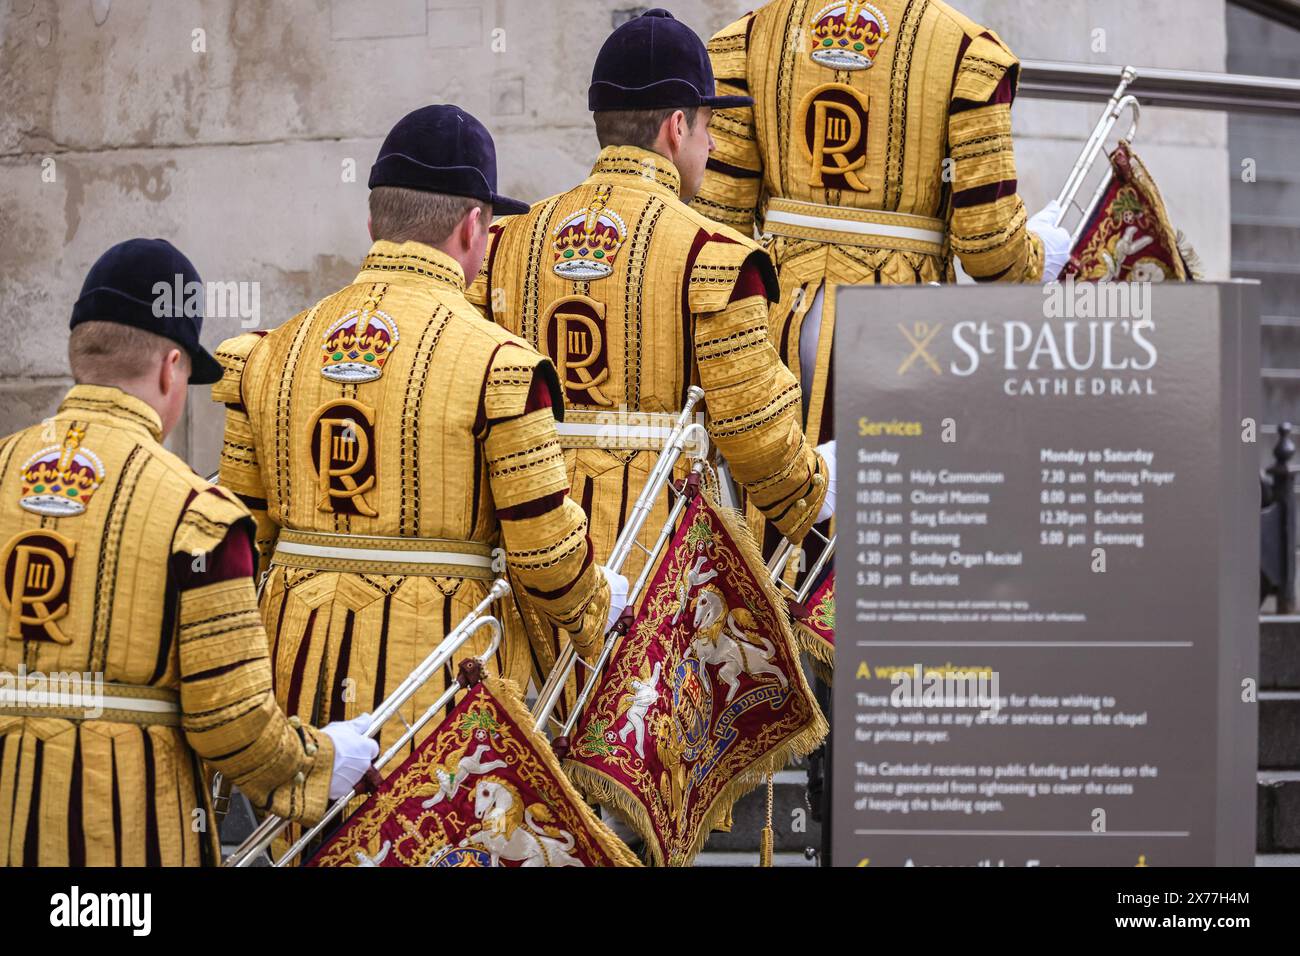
[367,104,529,216]
[69,238,223,385]
[588,9,753,112]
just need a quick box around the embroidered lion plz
[415,742,508,808]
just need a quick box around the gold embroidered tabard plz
[470,146,828,603]
[692,0,1046,453]
[215,242,608,764]
[0,385,334,866]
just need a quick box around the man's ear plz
[160,347,184,394]
[367,216,375,241]
[669,109,688,149]
[460,204,484,248]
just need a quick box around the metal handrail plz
[1019,60,1300,116]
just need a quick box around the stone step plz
[1260,691,1300,770]
[1233,264,1300,317]
[1260,379,1300,431]
[1259,317,1300,369]
[1225,35,1300,74]
[1261,618,1300,690]
[1223,127,1300,180]
[698,770,820,853]
[1233,222,1300,266]
[1230,178,1300,223]
[1258,771,1300,853]
[1224,4,1300,78]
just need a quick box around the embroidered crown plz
[809,2,889,70]
[552,198,627,280]
[320,310,399,383]
[20,427,104,516]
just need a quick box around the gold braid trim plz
[173,488,251,558]
[484,343,552,420]
[212,331,264,405]
[686,235,764,314]
[952,33,1018,103]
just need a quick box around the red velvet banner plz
[794,569,835,681]
[565,491,827,865]
[308,678,638,867]
[1063,141,1194,283]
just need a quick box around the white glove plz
[815,440,836,524]
[321,713,380,800]
[599,565,630,630]
[1028,200,1072,283]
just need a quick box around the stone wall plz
[0,0,1230,472]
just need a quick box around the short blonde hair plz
[369,186,488,246]
[68,321,182,384]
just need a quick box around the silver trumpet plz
[1052,65,1142,246]
[530,386,709,743]
[222,576,512,868]
[767,528,836,609]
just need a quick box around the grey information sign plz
[832,281,1259,867]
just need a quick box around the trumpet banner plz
[794,569,835,681]
[565,491,828,866]
[1063,141,1197,283]
[308,677,638,867]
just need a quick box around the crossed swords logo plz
[896,320,943,376]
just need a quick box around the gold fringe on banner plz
[796,621,835,685]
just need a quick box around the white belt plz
[275,540,493,568]
[555,421,674,444]
[763,198,946,251]
[272,531,495,579]
[0,678,181,727]
[554,411,702,452]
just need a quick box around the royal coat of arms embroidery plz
[551,189,626,281]
[320,309,399,383]
[565,491,827,866]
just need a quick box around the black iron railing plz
[1261,423,1297,612]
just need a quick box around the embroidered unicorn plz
[689,584,788,702]
[464,778,584,867]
